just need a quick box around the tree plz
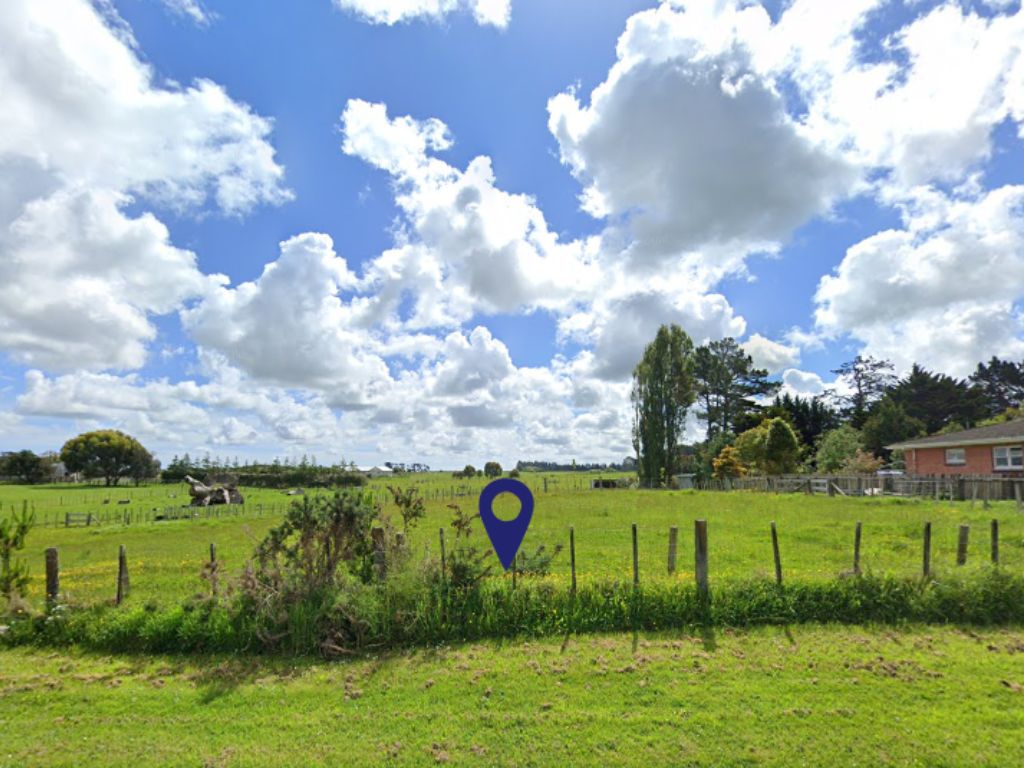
[887,364,987,434]
[693,338,779,438]
[764,418,801,475]
[734,423,769,473]
[979,406,1024,426]
[129,444,159,486]
[970,357,1024,415]
[841,449,883,474]
[0,450,47,484]
[631,325,696,486]
[462,464,477,479]
[59,430,152,487]
[860,398,925,457]
[815,425,862,473]
[712,446,746,479]
[484,461,503,478]
[829,356,896,427]
[753,394,841,448]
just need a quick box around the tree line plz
[631,325,1024,485]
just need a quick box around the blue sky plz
[0,0,1022,467]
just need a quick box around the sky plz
[0,0,1022,469]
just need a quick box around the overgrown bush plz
[1,502,34,600]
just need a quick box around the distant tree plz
[462,464,477,479]
[815,425,862,473]
[734,424,769,473]
[60,430,151,487]
[632,325,696,486]
[764,418,801,475]
[712,446,746,480]
[694,433,734,482]
[751,394,841,448]
[860,398,925,457]
[830,356,896,428]
[693,338,779,438]
[970,357,1024,415]
[841,449,884,474]
[128,444,159,486]
[484,461,503,478]
[508,468,521,478]
[0,450,47,484]
[888,364,987,434]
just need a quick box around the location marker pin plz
[478,478,534,570]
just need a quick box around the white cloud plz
[547,1,858,265]
[780,368,825,398]
[742,333,799,374]
[182,232,393,403]
[159,0,214,26]
[815,184,1024,376]
[342,99,602,328]
[0,187,221,371]
[0,0,290,371]
[332,0,510,28]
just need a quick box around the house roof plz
[888,419,1024,450]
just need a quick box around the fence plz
[37,516,1008,608]
[703,474,1024,504]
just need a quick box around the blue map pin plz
[478,478,534,570]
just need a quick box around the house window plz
[993,446,1023,471]
[945,448,966,466]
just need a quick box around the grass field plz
[2,477,1023,610]
[2,624,1023,766]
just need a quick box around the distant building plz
[622,456,638,470]
[889,419,1024,477]
[357,465,394,478]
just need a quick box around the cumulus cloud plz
[182,232,392,403]
[332,0,510,28]
[0,187,221,371]
[341,99,601,328]
[780,368,826,398]
[742,334,800,375]
[815,184,1024,376]
[0,0,290,371]
[547,1,858,264]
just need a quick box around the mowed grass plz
[2,625,1024,767]
[3,477,1024,609]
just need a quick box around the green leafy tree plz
[888,364,987,433]
[815,425,862,473]
[461,464,477,479]
[970,357,1024,415]
[387,485,426,533]
[841,449,884,474]
[59,430,151,487]
[631,324,696,487]
[0,502,35,598]
[734,423,769,473]
[712,446,746,479]
[693,338,779,438]
[0,450,47,484]
[861,397,925,457]
[829,356,897,428]
[483,461,502,478]
[979,406,1024,426]
[744,394,840,447]
[764,418,801,475]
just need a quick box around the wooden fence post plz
[853,522,862,576]
[372,527,386,582]
[1015,482,1023,513]
[923,522,932,578]
[569,527,577,593]
[631,523,639,587]
[45,548,59,609]
[957,524,969,566]
[695,520,709,596]
[770,522,782,585]
[438,528,447,583]
[667,526,678,575]
[991,519,999,565]
[115,545,129,605]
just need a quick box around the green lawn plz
[2,625,1023,766]
[3,479,1022,609]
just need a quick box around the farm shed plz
[358,465,394,478]
[888,419,1024,478]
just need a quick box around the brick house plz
[889,419,1024,477]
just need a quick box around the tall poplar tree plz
[631,324,696,487]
